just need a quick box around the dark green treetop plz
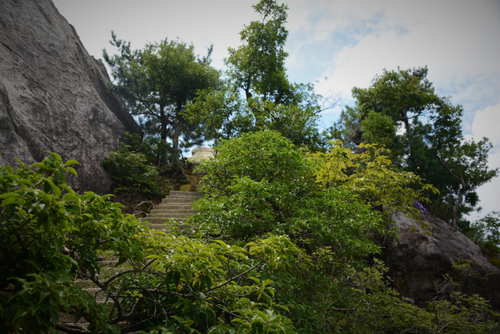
[331,67,498,228]
[185,0,324,148]
[104,33,220,168]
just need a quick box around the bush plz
[103,144,167,198]
[0,152,145,333]
[0,152,298,333]
[191,130,499,333]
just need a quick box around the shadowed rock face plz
[0,0,141,193]
[384,212,500,310]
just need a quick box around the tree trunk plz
[172,119,183,170]
[451,177,467,230]
[158,106,168,166]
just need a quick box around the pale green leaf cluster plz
[309,140,438,215]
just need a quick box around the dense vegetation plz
[330,67,498,229]
[1,140,499,333]
[1,0,499,332]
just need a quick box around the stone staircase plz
[141,190,204,230]
[61,191,204,331]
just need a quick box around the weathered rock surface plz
[384,212,500,310]
[0,0,141,192]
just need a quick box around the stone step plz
[168,191,204,198]
[148,208,198,215]
[59,298,115,323]
[142,217,188,224]
[75,279,98,289]
[146,213,193,219]
[98,260,119,267]
[153,205,196,212]
[161,197,201,204]
[85,287,112,302]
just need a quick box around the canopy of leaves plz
[0,153,145,333]
[331,67,498,228]
[0,153,299,333]
[184,0,324,148]
[308,140,438,216]
[104,35,220,166]
[190,130,499,332]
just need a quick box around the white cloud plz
[464,103,500,221]
[304,0,500,120]
[468,148,500,221]
[471,104,500,147]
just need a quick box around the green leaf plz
[1,197,23,207]
[63,194,79,202]
[44,179,61,197]
[17,179,34,187]
[56,275,73,284]
[66,167,78,177]
[65,160,80,166]
[30,162,45,169]
[0,192,21,199]
[12,309,28,323]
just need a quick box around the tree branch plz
[205,261,263,294]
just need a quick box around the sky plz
[52,0,500,220]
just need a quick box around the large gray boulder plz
[0,0,141,193]
[384,212,500,310]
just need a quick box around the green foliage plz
[183,84,254,144]
[309,140,438,216]
[0,152,298,333]
[103,143,167,198]
[227,0,290,100]
[104,34,220,167]
[360,110,397,148]
[192,131,316,240]
[467,211,500,259]
[191,131,387,330]
[112,232,298,333]
[0,152,145,333]
[189,130,499,332]
[185,0,323,148]
[332,67,498,227]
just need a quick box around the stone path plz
[141,190,203,230]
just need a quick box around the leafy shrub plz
[193,130,317,240]
[191,131,499,333]
[126,233,298,333]
[103,144,167,198]
[308,140,438,216]
[0,152,145,333]
[466,211,500,260]
[0,152,297,333]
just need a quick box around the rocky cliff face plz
[385,212,500,310]
[0,0,141,192]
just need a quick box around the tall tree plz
[185,0,326,147]
[332,67,498,228]
[103,33,220,168]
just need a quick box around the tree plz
[226,0,290,103]
[185,0,326,148]
[104,34,220,168]
[332,67,498,228]
[190,130,499,332]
